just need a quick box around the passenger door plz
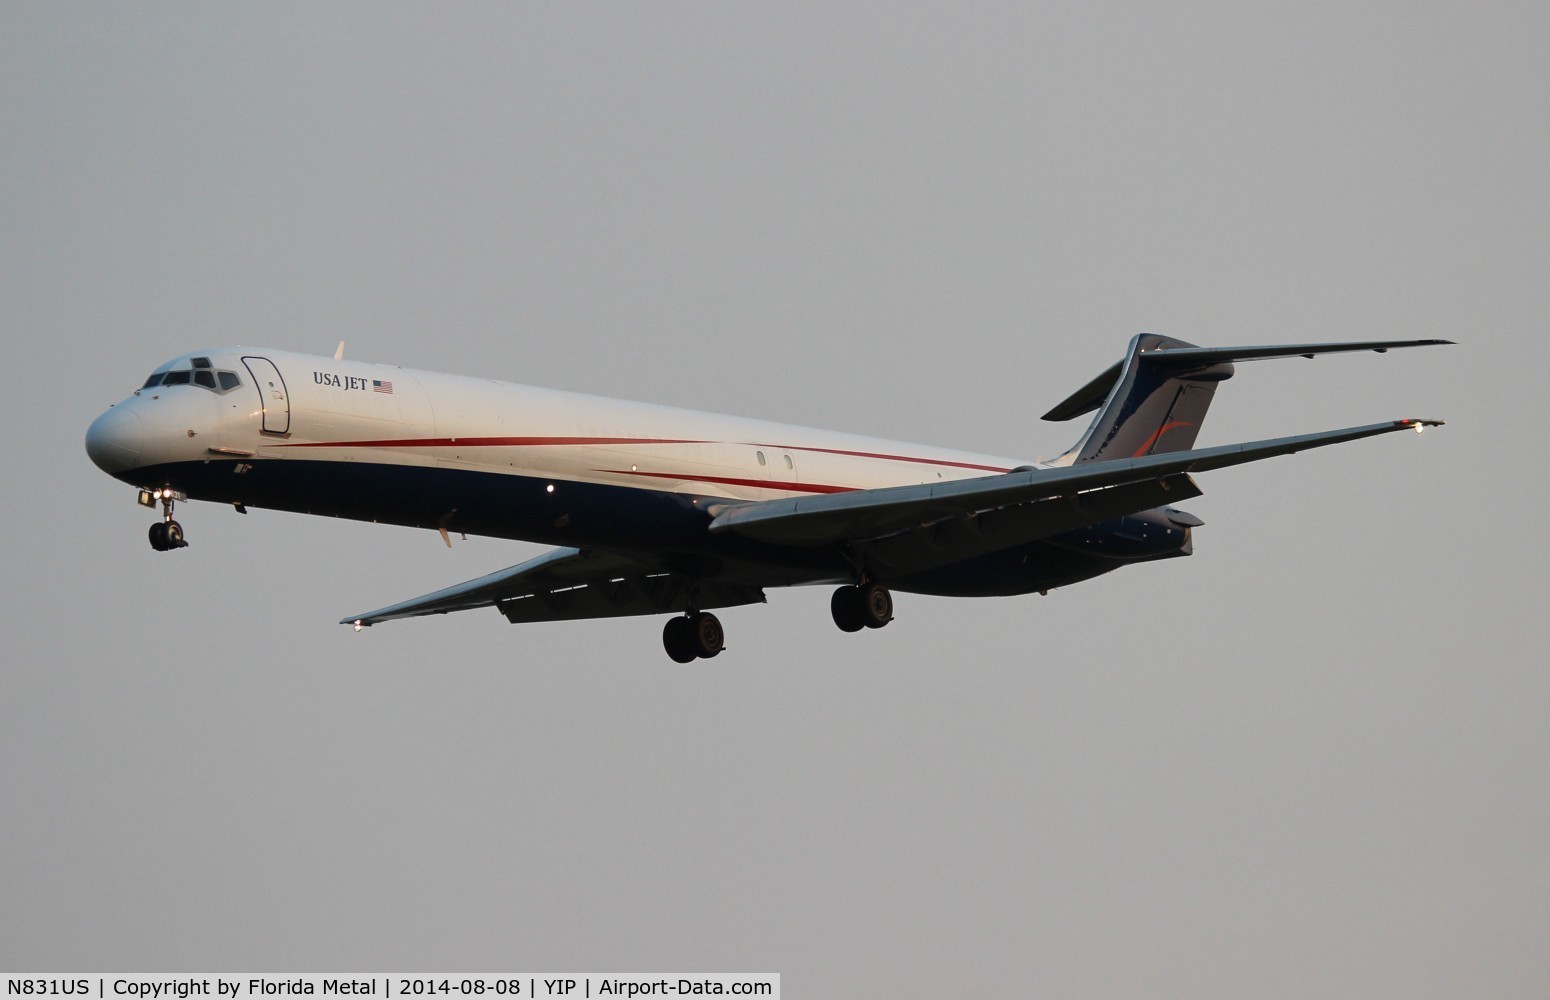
[242,356,291,434]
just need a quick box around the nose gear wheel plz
[145,489,188,551]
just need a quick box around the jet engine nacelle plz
[1044,507,1199,562]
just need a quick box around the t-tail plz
[1043,334,1454,466]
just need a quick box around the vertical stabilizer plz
[1047,334,1234,466]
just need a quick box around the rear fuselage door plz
[242,356,291,434]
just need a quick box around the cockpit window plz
[139,364,244,394]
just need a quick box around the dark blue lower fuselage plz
[124,458,1187,598]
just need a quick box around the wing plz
[708,419,1443,551]
[342,546,765,627]
[346,418,1441,627]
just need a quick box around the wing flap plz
[497,576,765,624]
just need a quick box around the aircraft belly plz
[132,458,855,586]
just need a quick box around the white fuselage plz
[90,347,1037,504]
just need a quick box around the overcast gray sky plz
[3,2,1547,995]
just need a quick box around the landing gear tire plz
[146,489,188,552]
[663,616,697,663]
[830,586,866,632]
[832,583,893,632]
[689,611,724,659]
[860,582,892,629]
[662,612,726,662]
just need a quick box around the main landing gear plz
[663,611,725,663]
[831,582,893,633]
[658,583,894,662]
[141,487,188,552]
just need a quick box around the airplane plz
[85,334,1449,661]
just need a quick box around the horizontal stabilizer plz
[1042,338,1454,422]
[1041,361,1123,422]
[1138,338,1456,370]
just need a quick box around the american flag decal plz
[373,380,394,394]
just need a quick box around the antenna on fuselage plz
[334,341,346,360]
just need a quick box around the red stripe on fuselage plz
[277,436,712,449]
[278,434,1013,473]
[749,443,1011,473]
[595,469,856,494]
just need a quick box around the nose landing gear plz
[140,487,188,551]
[148,520,186,551]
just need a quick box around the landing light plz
[353,620,364,632]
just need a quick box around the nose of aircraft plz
[85,405,144,475]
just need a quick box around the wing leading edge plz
[342,546,765,628]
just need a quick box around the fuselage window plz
[218,371,241,391]
[756,450,767,466]
[193,370,216,389]
[784,454,794,469]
